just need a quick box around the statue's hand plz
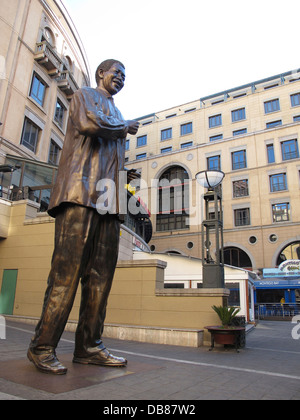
[126,120,140,135]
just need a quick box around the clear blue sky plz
[62,0,300,119]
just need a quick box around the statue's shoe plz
[27,346,67,375]
[73,346,127,367]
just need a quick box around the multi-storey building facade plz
[125,69,300,273]
[0,0,90,207]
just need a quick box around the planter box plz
[205,326,245,352]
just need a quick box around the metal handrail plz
[255,303,300,320]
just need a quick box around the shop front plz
[253,260,300,319]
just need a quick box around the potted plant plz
[205,305,245,351]
[212,305,241,328]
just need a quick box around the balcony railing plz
[255,303,300,320]
[57,70,79,97]
[34,41,63,76]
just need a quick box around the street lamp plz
[196,170,225,190]
[196,170,225,288]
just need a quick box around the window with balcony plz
[156,166,189,232]
[269,173,287,192]
[234,208,250,226]
[281,139,299,160]
[272,203,290,223]
[233,179,249,198]
[207,155,221,171]
[232,150,247,170]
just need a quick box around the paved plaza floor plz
[0,318,300,401]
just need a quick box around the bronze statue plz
[27,59,139,374]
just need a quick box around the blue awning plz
[254,278,300,289]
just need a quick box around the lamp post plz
[196,170,225,288]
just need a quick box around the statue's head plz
[95,59,125,96]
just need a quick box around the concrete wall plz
[0,200,228,346]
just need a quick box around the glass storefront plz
[0,155,57,210]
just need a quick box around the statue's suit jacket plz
[48,86,128,219]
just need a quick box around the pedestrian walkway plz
[0,318,300,401]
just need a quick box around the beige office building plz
[125,69,300,272]
[0,0,90,167]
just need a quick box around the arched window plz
[42,27,55,47]
[276,241,300,266]
[224,246,252,270]
[156,165,189,232]
[63,55,73,72]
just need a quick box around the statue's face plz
[98,63,125,96]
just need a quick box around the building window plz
[209,134,223,142]
[209,114,222,128]
[125,139,130,150]
[136,152,147,160]
[269,173,287,192]
[281,139,299,160]
[231,108,246,122]
[272,203,290,223]
[233,128,247,136]
[207,155,221,171]
[264,84,279,90]
[266,120,282,128]
[48,140,61,165]
[161,128,172,141]
[291,93,300,107]
[137,135,147,147]
[161,146,172,154]
[30,73,47,106]
[293,115,300,122]
[180,122,192,136]
[277,241,300,265]
[264,99,280,114]
[224,247,252,269]
[54,98,66,129]
[156,166,189,232]
[181,141,193,149]
[20,118,40,153]
[267,144,275,163]
[234,208,250,226]
[233,179,249,198]
[232,150,247,170]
